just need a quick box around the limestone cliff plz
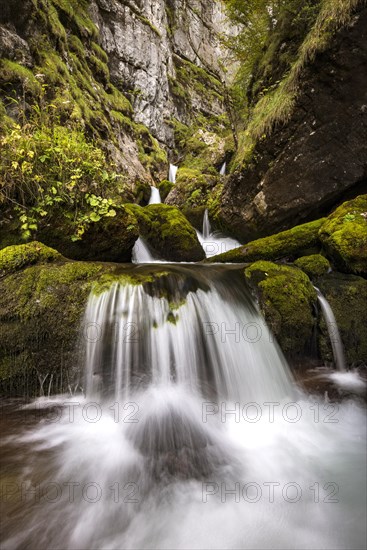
[0,0,232,183]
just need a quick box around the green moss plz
[158,180,175,202]
[0,259,106,396]
[130,204,205,262]
[294,254,330,278]
[245,261,317,355]
[137,15,162,37]
[319,195,367,274]
[0,60,42,96]
[91,41,109,63]
[91,270,168,296]
[207,218,326,263]
[317,272,367,365]
[0,242,62,277]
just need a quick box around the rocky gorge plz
[0,0,367,396]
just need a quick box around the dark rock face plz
[317,272,367,365]
[36,207,139,263]
[221,7,367,242]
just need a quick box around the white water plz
[202,209,211,239]
[148,186,162,205]
[132,237,158,263]
[1,268,366,550]
[169,164,178,184]
[132,187,162,263]
[197,209,241,258]
[219,162,226,176]
[315,288,346,372]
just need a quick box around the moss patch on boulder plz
[294,254,331,279]
[0,242,62,277]
[127,204,205,262]
[158,180,175,202]
[0,259,107,396]
[316,272,367,365]
[245,261,316,356]
[36,205,139,263]
[319,195,367,275]
[207,218,325,263]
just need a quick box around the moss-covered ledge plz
[0,241,62,278]
[245,261,317,357]
[206,218,326,263]
[319,195,367,275]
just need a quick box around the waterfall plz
[168,163,178,184]
[315,287,346,372]
[2,266,366,550]
[197,210,241,258]
[84,266,293,404]
[219,162,226,176]
[202,208,211,239]
[132,237,158,263]
[148,186,161,205]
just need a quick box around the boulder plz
[319,195,367,275]
[36,205,139,263]
[0,241,61,277]
[245,261,316,357]
[128,204,205,262]
[294,254,331,279]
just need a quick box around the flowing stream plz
[1,266,366,550]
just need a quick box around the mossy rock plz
[319,195,367,275]
[36,205,139,263]
[127,204,205,262]
[294,254,331,279]
[0,242,62,277]
[0,259,109,397]
[207,218,326,263]
[317,272,367,365]
[158,180,175,202]
[245,261,317,357]
[133,180,152,206]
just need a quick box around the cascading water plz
[315,287,346,372]
[1,266,366,550]
[219,162,226,176]
[197,210,241,258]
[202,209,211,239]
[168,164,178,184]
[132,188,162,263]
[148,186,162,205]
[315,287,366,393]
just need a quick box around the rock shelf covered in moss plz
[245,261,317,357]
[207,218,325,264]
[0,241,62,277]
[319,195,367,275]
[36,206,139,263]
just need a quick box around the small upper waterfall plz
[197,210,241,258]
[219,162,226,176]
[168,163,178,184]
[84,266,293,404]
[315,287,346,372]
[148,186,161,205]
[202,208,211,239]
